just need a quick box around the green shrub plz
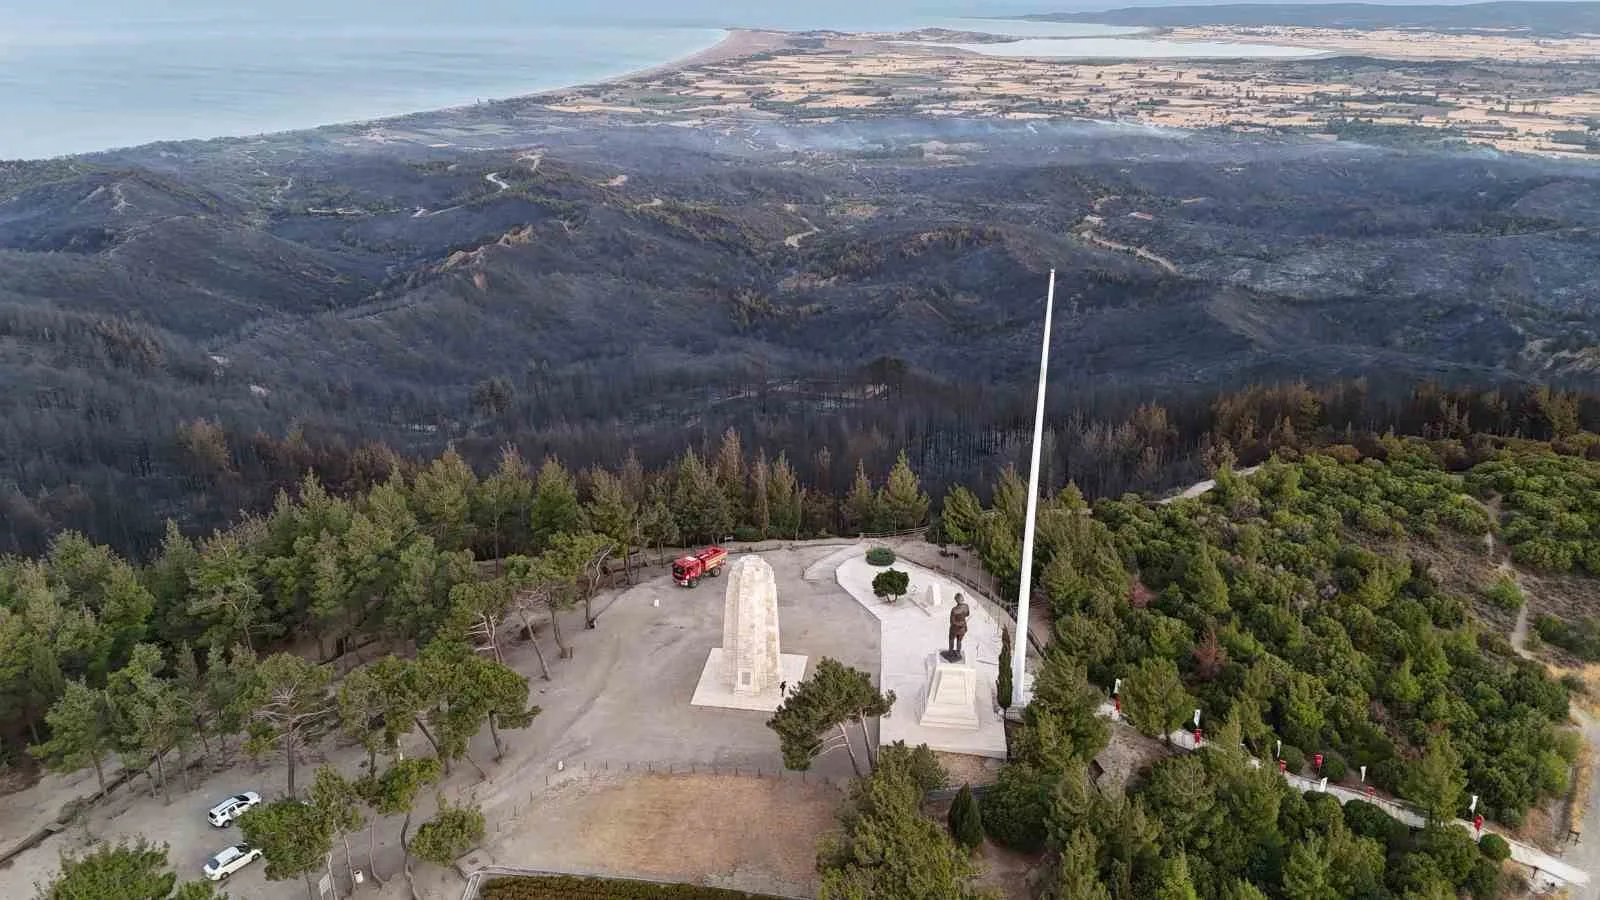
[865,546,896,566]
[1321,753,1349,782]
[732,525,764,543]
[1343,799,1411,851]
[483,875,788,899]
[979,763,1051,853]
[1467,856,1506,900]
[1533,614,1600,661]
[948,783,984,850]
[1281,744,1306,775]
[1417,823,1480,885]
[1478,832,1511,863]
[871,568,910,602]
[1484,575,1525,611]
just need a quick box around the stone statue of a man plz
[944,594,971,662]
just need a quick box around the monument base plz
[939,649,965,663]
[690,648,809,712]
[919,657,980,731]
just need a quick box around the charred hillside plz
[1,117,1598,553]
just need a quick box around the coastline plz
[572,28,792,89]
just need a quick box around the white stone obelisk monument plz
[691,556,808,712]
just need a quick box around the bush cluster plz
[1533,614,1600,661]
[865,546,896,566]
[1469,451,1600,575]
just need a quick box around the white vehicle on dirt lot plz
[206,791,262,827]
[202,843,262,881]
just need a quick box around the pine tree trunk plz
[91,753,106,797]
[855,715,877,771]
[178,743,191,792]
[550,606,569,657]
[155,751,171,804]
[838,724,864,777]
[303,870,316,900]
[414,717,445,770]
[516,609,551,680]
[284,732,300,798]
[489,717,504,761]
[465,750,488,781]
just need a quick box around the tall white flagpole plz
[1012,269,1055,706]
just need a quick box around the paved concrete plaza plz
[835,554,1008,758]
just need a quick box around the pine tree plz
[768,453,803,539]
[238,796,335,895]
[1406,733,1467,824]
[31,678,117,796]
[767,657,894,776]
[411,797,486,868]
[475,446,534,560]
[243,652,334,798]
[878,450,931,531]
[713,428,748,525]
[947,783,984,850]
[530,457,580,551]
[819,743,969,900]
[619,449,647,507]
[1123,657,1189,742]
[941,486,984,547]
[1281,836,1335,900]
[583,467,640,583]
[358,756,442,886]
[309,764,366,889]
[1155,850,1200,900]
[843,462,880,536]
[750,455,772,538]
[36,838,196,899]
[1055,827,1110,900]
[673,449,732,544]
[1185,542,1230,614]
[409,448,477,551]
[1221,881,1270,900]
[997,627,1014,710]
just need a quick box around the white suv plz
[206,791,262,827]
[202,843,262,881]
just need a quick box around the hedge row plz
[482,875,789,900]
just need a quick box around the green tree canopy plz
[767,657,893,777]
[237,797,334,884]
[33,838,210,900]
[410,798,487,868]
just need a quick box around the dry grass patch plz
[488,773,842,896]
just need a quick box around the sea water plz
[0,0,1303,159]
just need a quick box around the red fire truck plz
[672,546,727,587]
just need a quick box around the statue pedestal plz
[919,655,980,731]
